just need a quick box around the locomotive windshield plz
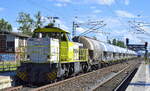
[32,32,70,41]
[32,26,71,41]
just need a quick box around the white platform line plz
[146,64,150,91]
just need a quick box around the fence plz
[0,47,26,72]
[0,61,19,71]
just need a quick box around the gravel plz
[33,59,140,91]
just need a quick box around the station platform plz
[126,62,150,91]
[0,76,12,89]
[0,71,15,90]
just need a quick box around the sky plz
[0,0,150,50]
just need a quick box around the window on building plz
[0,40,6,52]
[7,41,15,52]
[0,35,6,52]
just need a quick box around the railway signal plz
[126,38,148,59]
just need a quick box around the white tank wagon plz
[73,36,137,65]
[73,36,103,64]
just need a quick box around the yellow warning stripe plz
[17,72,27,81]
[47,74,54,80]
[47,72,57,80]
[48,73,55,80]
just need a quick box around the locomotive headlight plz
[47,55,50,59]
[27,55,30,61]
[47,55,51,62]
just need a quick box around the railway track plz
[32,59,140,91]
[2,86,23,91]
[2,59,140,91]
[1,85,36,91]
[92,62,139,91]
[114,66,138,91]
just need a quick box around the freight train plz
[16,25,137,85]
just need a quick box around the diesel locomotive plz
[16,25,137,85]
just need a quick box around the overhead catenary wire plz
[79,24,106,36]
[129,20,150,36]
[103,0,150,45]
[72,19,107,37]
[116,0,150,43]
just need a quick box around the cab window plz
[48,32,61,39]
[61,33,67,41]
[32,32,70,41]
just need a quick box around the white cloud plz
[49,0,116,5]
[140,26,150,35]
[90,6,96,9]
[94,0,115,5]
[57,0,71,2]
[124,0,129,5]
[49,0,71,3]
[123,33,142,44]
[104,17,121,28]
[141,26,150,31]
[110,29,144,44]
[93,10,102,14]
[54,3,66,7]
[108,29,142,44]
[38,16,69,31]
[76,27,86,33]
[40,16,50,24]
[95,33,107,42]
[49,0,70,7]
[13,27,19,32]
[55,19,69,31]
[115,10,135,18]
[74,18,85,23]
[0,8,4,11]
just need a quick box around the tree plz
[107,40,111,44]
[0,18,12,31]
[113,40,125,48]
[17,11,44,36]
[112,39,126,48]
[112,39,117,45]
[17,12,34,36]
[117,41,125,48]
[34,11,43,29]
[93,36,97,40]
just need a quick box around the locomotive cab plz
[31,25,87,63]
[26,25,73,63]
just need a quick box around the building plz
[0,30,30,62]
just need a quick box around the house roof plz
[34,27,70,33]
[0,30,30,38]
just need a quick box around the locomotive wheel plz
[64,70,69,78]
[91,65,98,70]
[64,64,70,78]
[69,66,74,76]
[82,63,89,73]
[98,63,101,69]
